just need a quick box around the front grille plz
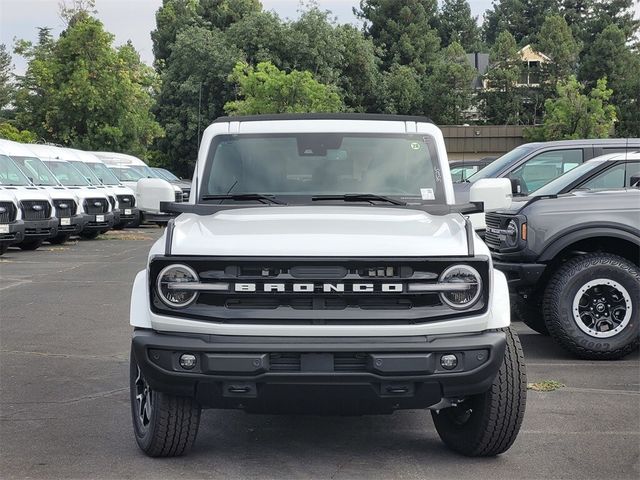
[53,199,76,218]
[484,212,502,250]
[0,202,17,223]
[269,353,368,372]
[108,196,116,210]
[174,191,183,203]
[150,257,490,326]
[116,194,135,208]
[21,200,51,221]
[84,198,108,214]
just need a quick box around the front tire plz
[48,234,70,245]
[432,327,527,457]
[542,253,639,360]
[80,231,99,240]
[130,348,201,457]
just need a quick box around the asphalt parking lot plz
[1,228,638,480]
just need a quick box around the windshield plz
[129,165,157,178]
[110,167,144,181]
[68,161,101,185]
[201,133,445,203]
[86,162,121,185]
[11,156,58,186]
[45,160,91,186]
[0,155,32,186]
[468,145,534,182]
[531,158,609,196]
[154,167,180,181]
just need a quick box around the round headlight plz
[506,219,518,246]
[439,264,482,309]
[156,264,199,308]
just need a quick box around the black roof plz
[212,113,434,124]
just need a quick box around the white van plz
[0,154,57,250]
[92,151,182,225]
[0,140,87,244]
[0,188,26,254]
[27,144,114,239]
[66,149,140,229]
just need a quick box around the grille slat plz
[83,198,108,214]
[174,191,183,203]
[484,213,505,250]
[21,200,51,221]
[0,202,17,223]
[53,199,76,218]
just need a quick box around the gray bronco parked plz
[485,189,640,359]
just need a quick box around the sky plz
[1,0,639,75]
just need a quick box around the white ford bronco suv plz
[129,114,525,458]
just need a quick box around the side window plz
[509,149,584,194]
[579,163,626,190]
[625,161,640,187]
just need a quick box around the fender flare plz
[538,225,640,263]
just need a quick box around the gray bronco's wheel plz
[18,239,43,250]
[543,253,639,360]
[512,294,548,335]
[130,348,201,457]
[431,327,527,456]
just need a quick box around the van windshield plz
[110,167,144,181]
[11,156,58,186]
[0,155,32,186]
[201,133,445,203]
[68,161,101,185]
[45,160,91,186]
[468,145,534,182]
[86,162,121,185]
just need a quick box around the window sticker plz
[410,142,421,150]
[420,188,435,200]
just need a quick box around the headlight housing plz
[156,264,199,308]
[505,219,519,247]
[438,264,482,309]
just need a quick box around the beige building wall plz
[441,125,527,161]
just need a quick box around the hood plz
[1,186,51,202]
[170,206,470,257]
[36,186,79,201]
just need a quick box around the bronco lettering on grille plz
[233,283,404,293]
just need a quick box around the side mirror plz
[630,174,640,188]
[510,178,522,195]
[137,178,176,214]
[470,178,512,212]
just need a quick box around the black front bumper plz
[132,329,506,414]
[82,212,114,232]
[23,218,58,240]
[493,260,547,290]
[140,211,173,225]
[0,220,25,245]
[115,207,140,226]
[56,214,85,235]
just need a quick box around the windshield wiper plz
[201,194,285,205]
[312,194,407,206]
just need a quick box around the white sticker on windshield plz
[420,188,435,200]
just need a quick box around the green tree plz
[483,0,559,46]
[425,42,476,124]
[153,25,244,174]
[438,0,482,52]
[224,61,344,115]
[535,15,580,93]
[198,0,261,30]
[151,0,202,71]
[538,76,617,140]
[480,31,524,124]
[0,44,14,116]
[380,64,422,115]
[356,0,440,74]
[0,122,37,142]
[13,15,162,154]
[225,10,288,66]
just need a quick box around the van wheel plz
[513,295,548,335]
[19,239,43,250]
[80,231,99,240]
[543,253,639,360]
[48,234,70,245]
[0,244,8,255]
[130,348,201,457]
[432,327,527,456]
